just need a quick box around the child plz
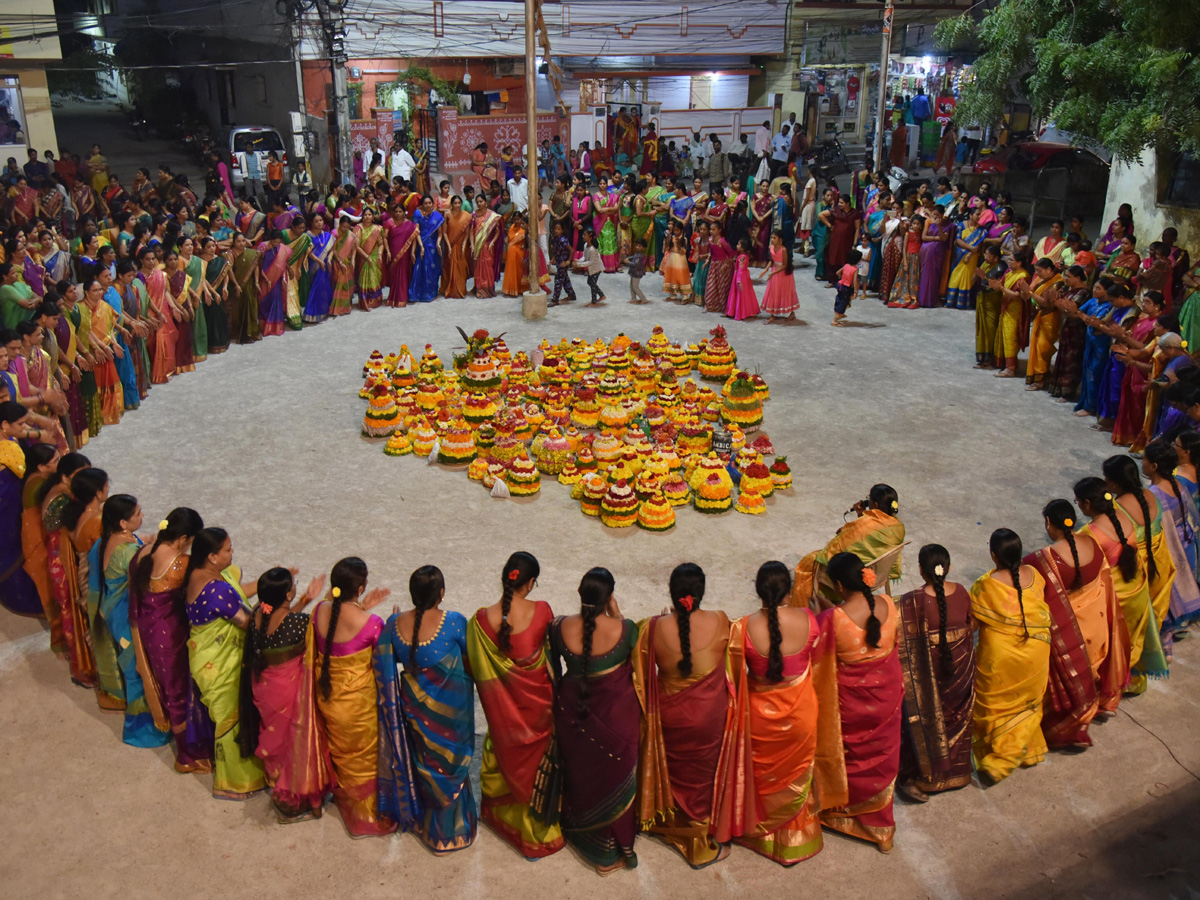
[690,221,710,308]
[833,248,862,326]
[761,230,799,324]
[725,237,760,321]
[660,227,692,303]
[1075,239,1098,285]
[855,232,873,301]
[549,221,576,307]
[574,229,604,305]
[624,239,648,304]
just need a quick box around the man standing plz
[688,132,707,175]
[507,165,529,213]
[963,122,983,165]
[911,87,932,135]
[242,148,264,205]
[730,133,753,182]
[770,125,791,180]
[22,148,47,186]
[389,137,416,184]
[754,120,772,162]
[706,140,732,195]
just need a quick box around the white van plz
[228,126,288,188]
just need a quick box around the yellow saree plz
[790,509,905,607]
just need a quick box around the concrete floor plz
[3,264,1198,899]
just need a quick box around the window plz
[0,76,28,146]
[233,131,285,153]
[1162,151,1200,209]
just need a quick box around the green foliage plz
[376,65,459,112]
[47,48,116,101]
[935,0,1200,162]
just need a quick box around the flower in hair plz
[861,569,877,588]
[677,594,695,611]
[260,603,274,616]
[508,568,520,582]
[1104,492,1113,501]
[933,565,945,577]
[1184,340,1189,350]
[891,501,899,512]
[1063,517,1074,527]
[331,587,341,598]
[158,519,169,531]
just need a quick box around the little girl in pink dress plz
[761,232,799,323]
[725,238,761,321]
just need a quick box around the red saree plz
[144,269,177,383]
[1111,316,1157,446]
[384,219,417,307]
[469,209,503,298]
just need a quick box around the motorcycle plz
[804,137,850,180]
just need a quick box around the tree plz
[935,0,1200,163]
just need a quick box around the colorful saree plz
[465,603,564,858]
[1150,483,1200,631]
[328,230,358,316]
[143,269,177,381]
[945,223,984,309]
[813,601,902,849]
[283,233,310,327]
[1111,316,1158,446]
[593,192,620,272]
[469,210,502,299]
[376,610,477,852]
[1027,275,1064,384]
[791,509,906,607]
[74,513,122,707]
[1133,505,1176,675]
[168,270,196,376]
[704,238,736,313]
[230,248,262,342]
[714,614,824,865]
[183,253,208,361]
[303,231,334,322]
[355,224,384,308]
[0,444,42,618]
[86,300,122,426]
[633,613,730,867]
[896,584,976,793]
[256,243,288,336]
[410,210,444,303]
[383,220,416,307]
[203,256,231,351]
[439,212,471,299]
[43,491,96,685]
[968,571,1052,783]
[20,473,59,649]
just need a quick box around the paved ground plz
[2,104,1196,899]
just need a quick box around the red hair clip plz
[259,603,274,615]
[677,594,694,611]
[508,568,520,581]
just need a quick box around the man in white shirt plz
[688,132,706,173]
[507,165,529,213]
[770,125,791,180]
[389,137,416,183]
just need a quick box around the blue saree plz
[410,210,444,303]
[775,196,795,249]
[1075,298,1114,414]
[303,230,334,323]
[865,209,888,289]
[375,609,477,852]
[103,286,139,411]
[1096,306,1135,420]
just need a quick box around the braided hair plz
[755,561,791,683]
[97,494,138,600]
[36,451,89,506]
[21,443,56,486]
[990,528,1028,640]
[917,544,954,678]
[1103,455,1156,582]
[497,551,540,653]
[248,566,293,678]
[407,565,445,669]
[1042,499,1082,589]
[1145,443,1192,544]
[668,562,705,677]
[828,551,881,647]
[62,467,108,532]
[318,557,369,701]
[576,566,615,720]
[869,483,900,517]
[133,507,203,596]
[1074,477,1137,582]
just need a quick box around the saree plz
[356,224,384,308]
[811,202,830,281]
[1179,272,1200,351]
[168,271,196,375]
[813,601,902,849]
[203,256,231,351]
[551,617,640,870]
[1049,289,1088,399]
[994,269,1029,363]
[283,232,310,326]
[776,197,795,257]
[501,225,528,297]
[1027,274,1064,383]
[879,222,903,304]
[1111,316,1157,445]
[242,613,333,820]
[376,610,477,852]
[630,198,653,262]
[257,244,288,336]
[383,221,416,308]
[86,300,123,426]
[633,613,730,867]
[690,240,709,306]
[1097,307,1135,421]
[465,603,564,858]
[314,609,395,836]
[91,538,172,748]
[1075,299,1114,413]
[825,207,860,285]
[791,509,906,607]
[21,475,60,650]
[896,585,976,793]
[183,254,208,361]
[713,615,824,866]
[1149,484,1200,631]
[328,230,358,316]
[143,269,178,381]
[468,210,501,299]
[1026,544,1129,747]
[704,238,736,313]
[43,492,96,684]
[646,186,668,269]
[439,212,471,299]
[864,208,887,290]
[917,223,948,307]
[594,193,619,272]
[945,223,984,309]
[303,231,334,322]
[230,249,262,341]
[968,571,1052,783]
[129,552,213,770]
[75,513,122,707]
[0,445,42,618]
[749,194,774,263]
[55,309,89,445]
[411,209,444,303]
[187,576,266,799]
[1134,506,1176,666]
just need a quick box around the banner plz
[437,109,568,172]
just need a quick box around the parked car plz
[972,141,1109,174]
[1037,122,1112,163]
[228,126,288,188]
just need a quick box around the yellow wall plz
[16,68,56,151]
[0,0,61,151]
[0,0,61,61]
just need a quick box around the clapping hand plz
[360,587,392,610]
[298,574,326,607]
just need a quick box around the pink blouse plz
[746,608,818,678]
[313,601,384,655]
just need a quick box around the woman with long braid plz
[1074,477,1157,694]
[184,527,266,799]
[1026,501,1126,750]
[377,565,478,853]
[41,452,96,688]
[813,552,902,852]
[715,560,824,866]
[632,562,731,868]
[895,544,976,802]
[129,506,213,772]
[465,552,563,858]
[66,467,120,709]
[312,556,394,836]
[968,529,1052,784]
[238,566,331,822]
[1104,455,1175,686]
[1142,444,1200,635]
[550,567,640,875]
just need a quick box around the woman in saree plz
[1048,264,1092,401]
[550,567,639,875]
[1109,290,1164,446]
[20,444,59,648]
[590,177,620,273]
[1144,444,1200,633]
[501,213,528,298]
[137,247,176,381]
[198,238,231,353]
[821,195,860,287]
[238,566,332,822]
[92,494,172,749]
[438,196,470,299]
[895,545,976,802]
[809,553,902,852]
[969,528,1052,784]
[571,183,593,263]
[988,252,1032,378]
[1179,259,1200,350]
[411,195,444,303]
[52,283,89,445]
[629,181,654,260]
[353,207,385,310]
[96,267,139,414]
[41,452,95,682]
[313,555,395,835]
[916,204,950,307]
[465,551,564,858]
[811,188,833,281]
[376,565,477,852]
[750,181,774,264]
[713,561,823,865]
[689,221,710,307]
[1025,257,1065,391]
[256,230,288,336]
[326,216,358,316]
[791,483,905,607]
[226,233,261,342]
[9,175,39,226]
[80,277,123,426]
[650,178,672,273]
[863,193,892,292]
[945,207,984,310]
[175,237,208,363]
[0,408,43,616]
[878,214,905,307]
[1104,234,1141,285]
[383,207,417,308]
[1034,219,1068,268]
[1026,499,1130,749]
[632,563,731,868]
[277,220,308,330]
[184,528,266,799]
[71,180,96,230]
[129,507,214,773]
[703,233,736,314]
[468,202,502,299]
[165,251,196,376]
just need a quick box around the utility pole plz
[521,0,547,318]
[315,0,352,184]
[875,0,894,172]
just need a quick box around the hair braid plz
[319,593,344,702]
[319,557,369,701]
[497,551,540,654]
[989,529,1028,639]
[578,604,602,719]
[668,562,705,677]
[1010,560,1028,639]
[497,581,514,653]
[1063,529,1082,590]
[407,565,444,670]
[1107,507,1137,582]
[755,561,792,683]
[576,567,615,720]
[676,606,693,677]
[931,568,952,678]
[1103,456,1157,581]
[862,579,881,648]
[1132,489,1158,582]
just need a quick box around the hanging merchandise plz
[847,72,860,101]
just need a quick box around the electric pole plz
[521,0,547,317]
[315,0,352,184]
[875,0,894,172]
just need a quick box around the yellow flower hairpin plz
[1104,492,1113,501]
[1063,517,1074,527]
[158,519,169,531]
[331,587,341,598]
